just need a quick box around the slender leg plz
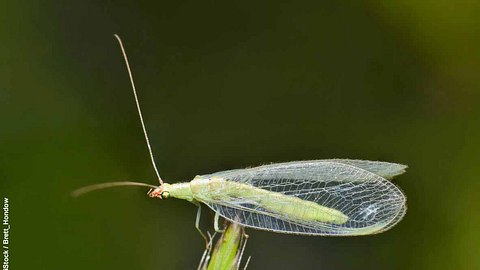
[214,212,226,233]
[236,229,250,270]
[194,204,209,245]
[243,256,252,270]
[197,230,217,270]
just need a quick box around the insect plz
[74,35,407,238]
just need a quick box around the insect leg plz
[243,256,252,270]
[194,203,209,245]
[235,228,250,270]
[214,212,226,233]
[197,232,216,270]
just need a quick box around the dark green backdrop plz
[2,1,479,269]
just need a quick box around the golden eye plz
[161,191,170,199]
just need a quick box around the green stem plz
[206,222,248,270]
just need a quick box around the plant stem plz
[206,222,248,270]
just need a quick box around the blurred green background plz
[2,1,480,269]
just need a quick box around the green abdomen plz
[191,177,348,225]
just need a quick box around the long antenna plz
[72,181,159,198]
[114,34,163,185]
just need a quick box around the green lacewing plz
[74,35,407,236]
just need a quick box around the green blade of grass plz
[207,222,245,270]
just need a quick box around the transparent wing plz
[200,161,406,236]
[327,159,407,179]
[210,159,407,180]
